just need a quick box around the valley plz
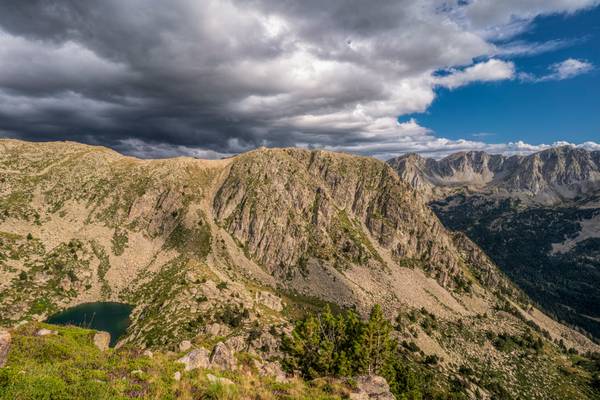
[389,146,600,341]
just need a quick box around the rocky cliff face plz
[214,148,464,289]
[388,146,600,204]
[0,139,598,399]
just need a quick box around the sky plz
[0,1,598,159]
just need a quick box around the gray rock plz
[179,340,192,352]
[249,330,279,357]
[349,375,394,400]
[258,361,287,383]
[93,332,111,351]
[209,342,236,370]
[36,328,58,336]
[224,335,247,352]
[255,291,283,311]
[177,348,210,371]
[0,330,11,368]
[204,323,230,337]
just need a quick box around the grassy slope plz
[0,323,352,400]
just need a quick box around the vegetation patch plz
[111,228,129,256]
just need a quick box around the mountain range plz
[389,146,600,340]
[388,146,600,205]
[0,139,599,399]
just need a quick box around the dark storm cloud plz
[0,0,596,158]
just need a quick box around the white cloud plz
[520,58,594,82]
[493,39,576,57]
[434,59,515,89]
[546,58,594,80]
[322,130,600,160]
[458,0,600,40]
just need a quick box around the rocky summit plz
[0,139,599,399]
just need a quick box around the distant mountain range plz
[388,146,600,205]
[389,146,600,339]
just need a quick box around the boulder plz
[173,371,181,381]
[207,373,234,386]
[224,335,247,352]
[0,331,11,367]
[204,323,230,337]
[93,332,111,351]
[179,340,192,352]
[258,361,287,383]
[178,348,210,371]
[255,291,283,312]
[209,342,236,370]
[349,375,394,400]
[36,328,58,336]
[200,280,220,299]
[60,277,72,292]
[249,330,279,357]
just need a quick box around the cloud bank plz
[0,0,597,159]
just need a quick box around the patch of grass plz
[166,221,212,260]
[111,228,129,256]
[91,241,112,297]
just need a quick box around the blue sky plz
[406,5,600,147]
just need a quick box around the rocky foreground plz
[0,323,397,399]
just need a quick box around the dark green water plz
[46,302,133,347]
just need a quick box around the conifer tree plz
[357,304,394,375]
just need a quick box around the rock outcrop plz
[206,373,235,386]
[255,291,283,312]
[177,342,237,372]
[209,342,236,370]
[349,375,395,400]
[257,361,287,383]
[178,348,211,371]
[93,332,111,351]
[179,340,192,352]
[36,329,58,336]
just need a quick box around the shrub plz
[216,304,248,328]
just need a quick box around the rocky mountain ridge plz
[0,139,598,399]
[388,146,600,204]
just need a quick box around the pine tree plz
[357,304,394,375]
